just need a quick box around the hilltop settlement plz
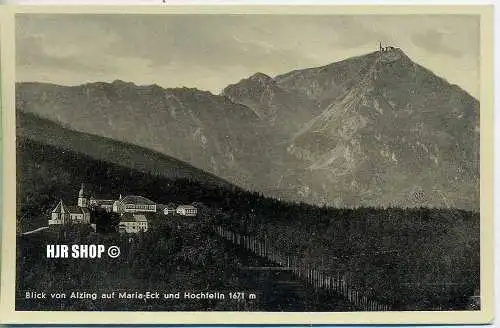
[48,184,198,233]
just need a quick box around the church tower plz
[78,183,88,208]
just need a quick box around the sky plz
[16,13,480,98]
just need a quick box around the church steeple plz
[78,183,88,208]
[78,183,85,197]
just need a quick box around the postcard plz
[0,4,494,325]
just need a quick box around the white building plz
[176,205,197,216]
[118,213,149,233]
[113,195,157,213]
[163,203,177,215]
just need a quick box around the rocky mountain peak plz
[222,72,277,97]
[248,72,275,84]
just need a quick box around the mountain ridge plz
[16,49,480,210]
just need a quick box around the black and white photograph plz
[0,4,494,324]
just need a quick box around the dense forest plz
[16,137,479,311]
[217,206,479,310]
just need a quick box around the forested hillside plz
[17,136,479,311]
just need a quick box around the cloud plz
[16,15,122,77]
[411,29,463,57]
[15,13,480,97]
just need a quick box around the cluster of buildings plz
[48,184,198,234]
[378,42,397,52]
[163,204,197,216]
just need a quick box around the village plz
[48,184,198,234]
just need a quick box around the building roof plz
[96,199,115,206]
[52,200,90,215]
[177,205,197,210]
[120,195,156,206]
[66,206,90,215]
[120,213,148,223]
[52,200,69,213]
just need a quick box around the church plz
[48,184,93,228]
[48,183,156,234]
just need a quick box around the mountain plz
[16,81,264,189]
[16,48,480,210]
[288,50,478,209]
[17,111,234,188]
[221,48,480,209]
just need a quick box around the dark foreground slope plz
[16,118,479,311]
[17,220,356,311]
[16,138,354,311]
[217,205,479,310]
[17,111,234,187]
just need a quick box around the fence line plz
[214,225,391,311]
